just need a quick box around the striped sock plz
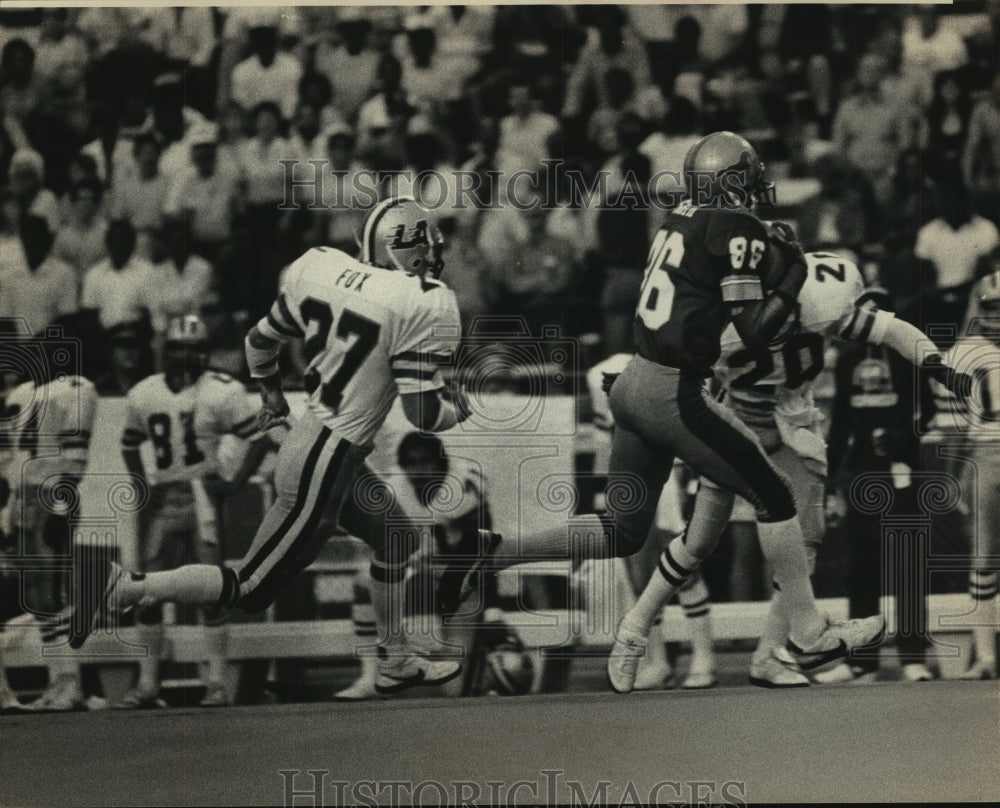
[969,570,998,602]
[679,573,714,669]
[970,570,998,665]
[627,535,699,634]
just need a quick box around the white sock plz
[369,560,408,654]
[627,535,701,634]
[137,622,165,691]
[679,573,714,670]
[756,518,825,645]
[131,565,225,609]
[202,623,229,684]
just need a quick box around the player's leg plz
[664,373,884,663]
[118,490,179,709]
[339,468,462,692]
[749,446,826,686]
[962,446,999,679]
[195,524,231,708]
[625,488,677,690]
[333,563,379,700]
[678,571,717,689]
[73,413,349,648]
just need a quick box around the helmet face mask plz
[163,315,209,383]
[362,197,445,278]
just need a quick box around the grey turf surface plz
[2,681,998,806]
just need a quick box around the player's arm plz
[121,395,150,497]
[246,277,306,427]
[840,303,973,399]
[725,222,808,352]
[206,388,281,498]
[395,290,469,433]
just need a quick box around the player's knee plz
[138,604,164,625]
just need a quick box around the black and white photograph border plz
[0,1,998,806]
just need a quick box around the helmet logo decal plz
[389,219,428,251]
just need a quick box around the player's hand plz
[768,221,807,281]
[601,372,620,396]
[258,387,291,432]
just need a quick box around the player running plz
[441,132,889,680]
[117,314,274,708]
[611,251,974,691]
[70,197,471,695]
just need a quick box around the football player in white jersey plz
[1,346,97,711]
[608,250,974,691]
[72,198,470,695]
[928,271,1000,680]
[118,314,273,708]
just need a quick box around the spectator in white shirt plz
[0,215,77,336]
[313,18,380,123]
[916,181,1000,335]
[356,54,414,164]
[9,149,60,232]
[297,71,350,134]
[163,124,242,260]
[230,25,303,122]
[239,101,292,235]
[81,219,153,332]
[147,219,215,363]
[108,134,170,257]
[902,7,968,104]
[497,82,559,176]
[288,101,326,165]
[52,178,108,293]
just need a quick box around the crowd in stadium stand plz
[1,3,997,384]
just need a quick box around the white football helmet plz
[360,196,444,278]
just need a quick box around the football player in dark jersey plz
[441,132,886,690]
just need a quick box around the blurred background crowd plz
[1,3,998,388]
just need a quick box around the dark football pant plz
[604,355,797,557]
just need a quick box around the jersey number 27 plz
[300,298,381,411]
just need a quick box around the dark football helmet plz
[683,131,776,208]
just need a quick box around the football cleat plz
[786,614,885,671]
[606,620,649,694]
[810,661,856,685]
[680,667,718,690]
[749,647,810,689]
[199,681,231,707]
[901,663,934,682]
[332,676,379,701]
[115,684,166,710]
[633,658,673,692]
[436,530,502,617]
[374,649,462,695]
[28,675,85,712]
